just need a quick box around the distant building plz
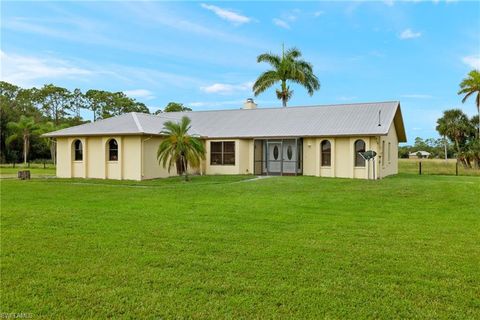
[409,151,431,159]
[44,100,406,180]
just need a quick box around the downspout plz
[141,135,153,180]
[376,136,381,179]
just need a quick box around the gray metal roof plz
[44,101,406,142]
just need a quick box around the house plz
[43,100,406,180]
[408,150,431,159]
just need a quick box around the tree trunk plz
[50,140,56,165]
[281,80,287,107]
[23,135,28,166]
[182,156,189,181]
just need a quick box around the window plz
[321,140,331,167]
[382,140,385,166]
[287,145,293,160]
[273,146,279,160]
[388,142,391,163]
[210,141,235,165]
[108,139,118,161]
[354,140,366,167]
[74,140,83,161]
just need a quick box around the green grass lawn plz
[1,173,479,319]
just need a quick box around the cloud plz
[401,94,434,99]
[273,18,290,29]
[200,81,253,94]
[384,0,395,6]
[313,11,325,17]
[462,55,480,69]
[123,89,155,100]
[399,28,422,39]
[0,50,92,87]
[200,3,251,25]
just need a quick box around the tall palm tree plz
[157,116,205,181]
[458,70,480,139]
[6,115,41,165]
[253,45,320,107]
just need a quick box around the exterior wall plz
[55,131,398,180]
[204,139,253,175]
[142,136,176,179]
[302,136,390,179]
[379,123,399,178]
[55,135,142,180]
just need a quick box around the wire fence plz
[399,159,480,177]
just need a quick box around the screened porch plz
[253,138,303,176]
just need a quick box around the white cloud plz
[401,94,434,99]
[0,50,92,87]
[200,81,253,95]
[399,28,422,39]
[123,89,155,100]
[313,11,325,17]
[384,0,395,6]
[200,3,251,25]
[462,55,480,70]
[273,18,290,29]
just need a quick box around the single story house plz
[44,100,406,180]
[408,151,431,159]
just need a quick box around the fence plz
[399,159,480,177]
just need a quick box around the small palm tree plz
[436,109,471,157]
[253,46,320,107]
[458,70,480,139]
[157,116,205,181]
[6,115,41,165]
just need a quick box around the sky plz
[1,0,479,143]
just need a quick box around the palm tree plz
[157,116,205,181]
[253,45,320,107]
[6,115,41,165]
[436,109,471,166]
[458,70,480,139]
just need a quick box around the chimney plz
[243,98,257,110]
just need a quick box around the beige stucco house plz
[44,100,406,180]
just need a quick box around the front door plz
[267,142,282,174]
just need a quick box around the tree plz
[253,45,320,107]
[85,90,150,120]
[6,116,41,165]
[436,109,473,167]
[156,116,205,181]
[34,84,73,125]
[163,102,192,112]
[458,70,480,139]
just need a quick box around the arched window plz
[108,139,118,161]
[321,140,331,166]
[354,140,366,167]
[74,140,83,161]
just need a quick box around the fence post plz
[456,161,458,176]
[419,161,422,175]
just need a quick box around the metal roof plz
[43,101,407,142]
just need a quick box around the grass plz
[399,158,480,176]
[0,163,56,179]
[1,173,479,319]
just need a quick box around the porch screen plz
[210,141,235,165]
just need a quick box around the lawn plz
[1,174,479,319]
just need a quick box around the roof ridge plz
[131,112,144,132]
[162,101,400,114]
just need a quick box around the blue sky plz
[1,1,479,143]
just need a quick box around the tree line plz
[0,81,191,164]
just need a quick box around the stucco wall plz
[302,136,390,179]
[142,136,175,179]
[55,135,142,180]
[379,123,399,178]
[205,139,253,175]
